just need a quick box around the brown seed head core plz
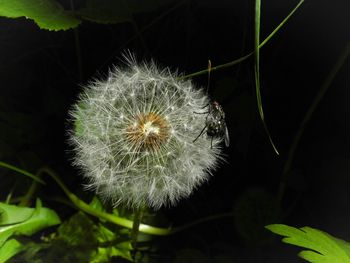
[126,112,170,151]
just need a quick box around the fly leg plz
[193,124,207,143]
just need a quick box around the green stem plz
[38,167,172,236]
[254,0,279,155]
[0,161,45,185]
[170,212,235,234]
[277,42,350,205]
[42,166,236,235]
[131,208,143,250]
[180,0,304,80]
[5,191,13,204]
[18,180,39,207]
[1,162,236,236]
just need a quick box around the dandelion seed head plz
[68,55,224,209]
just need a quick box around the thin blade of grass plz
[181,0,304,81]
[0,161,45,185]
[254,0,279,155]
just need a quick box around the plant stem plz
[0,161,45,185]
[170,212,235,234]
[19,180,39,207]
[254,0,279,155]
[1,162,236,236]
[180,0,304,80]
[41,166,237,235]
[131,208,143,250]
[38,166,172,235]
[277,42,350,206]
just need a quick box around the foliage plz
[0,0,318,262]
[0,0,80,31]
[7,198,133,262]
[0,199,61,262]
[0,0,177,31]
[27,213,132,262]
[266,224,350,263]
[254,0,279,155]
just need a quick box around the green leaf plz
[14,241,50,263]
[0,0,81,31]
[0,238,23,263]
[266,224,350,263]
[56,212,132,262]
[89,196,105,212]
[92,223,132,262]
[0,199,61,247]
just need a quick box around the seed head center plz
[127,112,169,151]
[143,121,160,136]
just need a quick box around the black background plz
[1,0,350,262]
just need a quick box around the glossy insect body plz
[193,101,230,147]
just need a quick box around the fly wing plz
[224,125,230,147]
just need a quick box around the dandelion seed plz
[68,55,224,209]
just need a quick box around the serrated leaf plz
[0,199,61,247]
[266,224,350,263]
[0,0,81,31]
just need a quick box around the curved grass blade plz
[0,161,45,185]
[254,0,279,155]
[181,0,304,81]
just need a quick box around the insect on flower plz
[193,100,230,148]
[193,60,230,148]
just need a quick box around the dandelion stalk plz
[1,161,235,236]
[37,166,172,235]
[131,208,144,250]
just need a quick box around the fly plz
[193,60,230,148]
[193,101,230,148]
